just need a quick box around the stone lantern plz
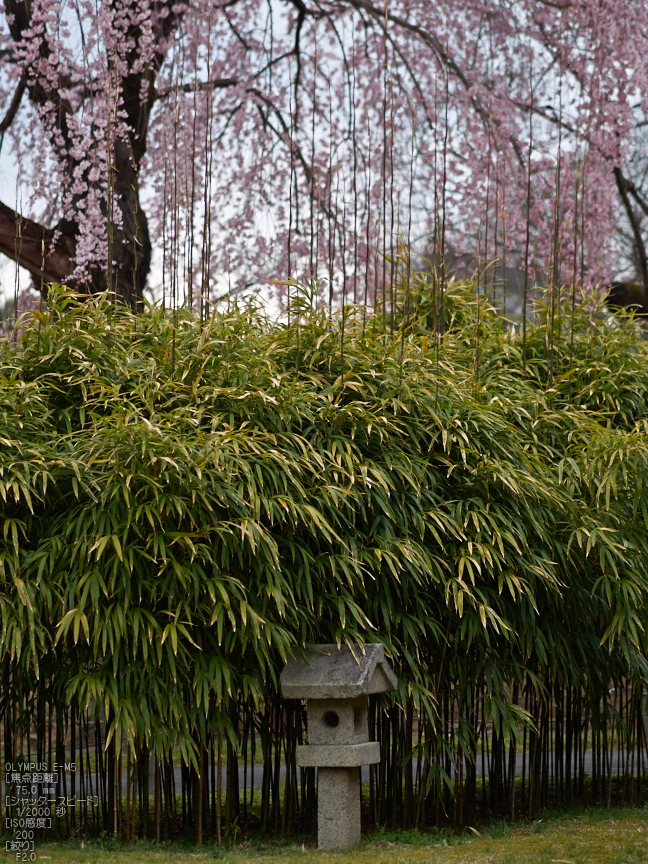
[280,643,397,851]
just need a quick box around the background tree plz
[0,0,647,308]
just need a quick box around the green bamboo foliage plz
[1,281,648,839]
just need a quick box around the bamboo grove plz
[2,280,648,842]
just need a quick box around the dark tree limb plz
[0,76,26,142]
[626,177,648,222]
[0,201,75,285]
[614,166,648,292]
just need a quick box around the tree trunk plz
[82,136,153,310]
[0,0,176,310]
[0,162,150,310]
[108,142,152,310]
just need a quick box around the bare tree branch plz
[515,99,577,135]
[155,77,239,99]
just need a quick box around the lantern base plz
[317,766,361,851]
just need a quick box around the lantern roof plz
[280,644,397,700]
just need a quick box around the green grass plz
[4,807,648,864]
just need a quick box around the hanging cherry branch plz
[0,0,646,305]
